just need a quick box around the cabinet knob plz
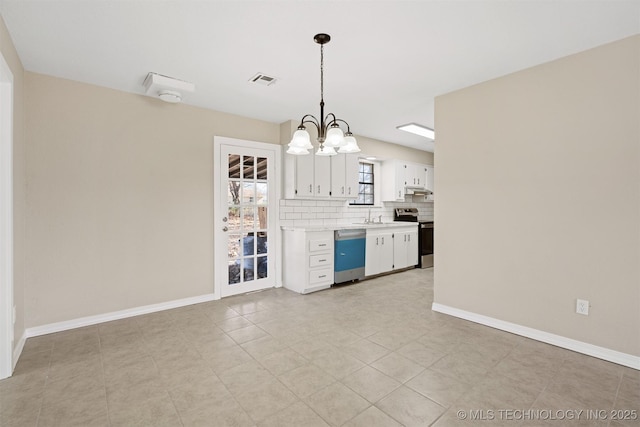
[222,226,228,232]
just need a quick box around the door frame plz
[213,136,282,300]
[0,52,14,380]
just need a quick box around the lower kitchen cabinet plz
[365,225,418,276]
[393,229,419,270]
[365,229,394,276]
[283,229,334,294]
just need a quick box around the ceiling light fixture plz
[143,72,194,104]
[158,90,182,103]
[397,123,435,140]
[287,33,360,156]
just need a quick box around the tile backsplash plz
[279,199,434,228]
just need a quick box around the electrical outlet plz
[576,299,589,315]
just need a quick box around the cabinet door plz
[314,155,331,197]
[379,232,394,272]
[426,165,435,193]
[330,155,346,198]
[345,154,359,199]
[417,165,428,188]
[393,232,408,270]
[295,154,315,197]
[407,230,419,267]
[365,233,380,276]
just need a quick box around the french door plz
[214,137,280,298]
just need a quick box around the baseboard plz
[26,293,217,338]
[431,303,640,370]
[12,330,26,370]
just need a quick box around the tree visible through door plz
[227,153,269,285]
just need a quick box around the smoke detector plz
[143,73,195,103]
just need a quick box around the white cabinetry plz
[365,229,394,276]
[285,153,357,199]
[393,228,419,270]
[283,229,334,294]
[426,165,435,195]
[405,163,427,188]
[365,225,419,276]
[381,160,407,202]
[381,160,434,202]
[313,156,331,197]
[330,153,359,199]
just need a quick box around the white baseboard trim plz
[431,303,640,370]
[12,331,26,370]
[26,293,216,338]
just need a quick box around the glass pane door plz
[219,143,275,297]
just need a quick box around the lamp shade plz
[324,125,345,147]
[338,134,361,153]
[289,129,313,149]
[316,145,337,156]
[286,145,310,155]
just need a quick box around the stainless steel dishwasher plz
[334,229,366,284]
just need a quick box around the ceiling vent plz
[249,73,278,86]
[143,72,195,103]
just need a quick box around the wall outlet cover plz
[576,299,589,315]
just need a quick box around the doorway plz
[0,52,14,380]
[213,137,280,298]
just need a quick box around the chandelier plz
[287,33,360,156]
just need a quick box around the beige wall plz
[0,16,26,357]
[25,72,280,327]
[434,35,639,356]
[24,73,433,329]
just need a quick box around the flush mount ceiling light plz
[287,33,360,156]
[158,90,182,103]
[143,72,195,103]
[397,123,435,140]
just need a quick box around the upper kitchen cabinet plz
[330,153,359,199]
[380,160,406,202]
[425,165,435,194]
[284,152,358,199]
[380,160,434,202]
[405,163,427,188]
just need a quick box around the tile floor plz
[1,268,638,426]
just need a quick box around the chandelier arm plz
[299,115,320,131]
[330,118,352,133]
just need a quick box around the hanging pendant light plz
[288,33,360,155]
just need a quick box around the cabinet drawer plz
[309,253,332,268]
[309,239,332,252]
[309,267,333,285]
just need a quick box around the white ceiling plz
[1,1,639,152]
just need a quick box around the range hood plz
[405,188,433,196]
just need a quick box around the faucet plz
[378,215,382,224]
[368,208,372,223]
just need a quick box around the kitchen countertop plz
[281,222,420,231]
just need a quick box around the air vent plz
[249,73,278,86]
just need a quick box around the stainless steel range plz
[394,208,434,269]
